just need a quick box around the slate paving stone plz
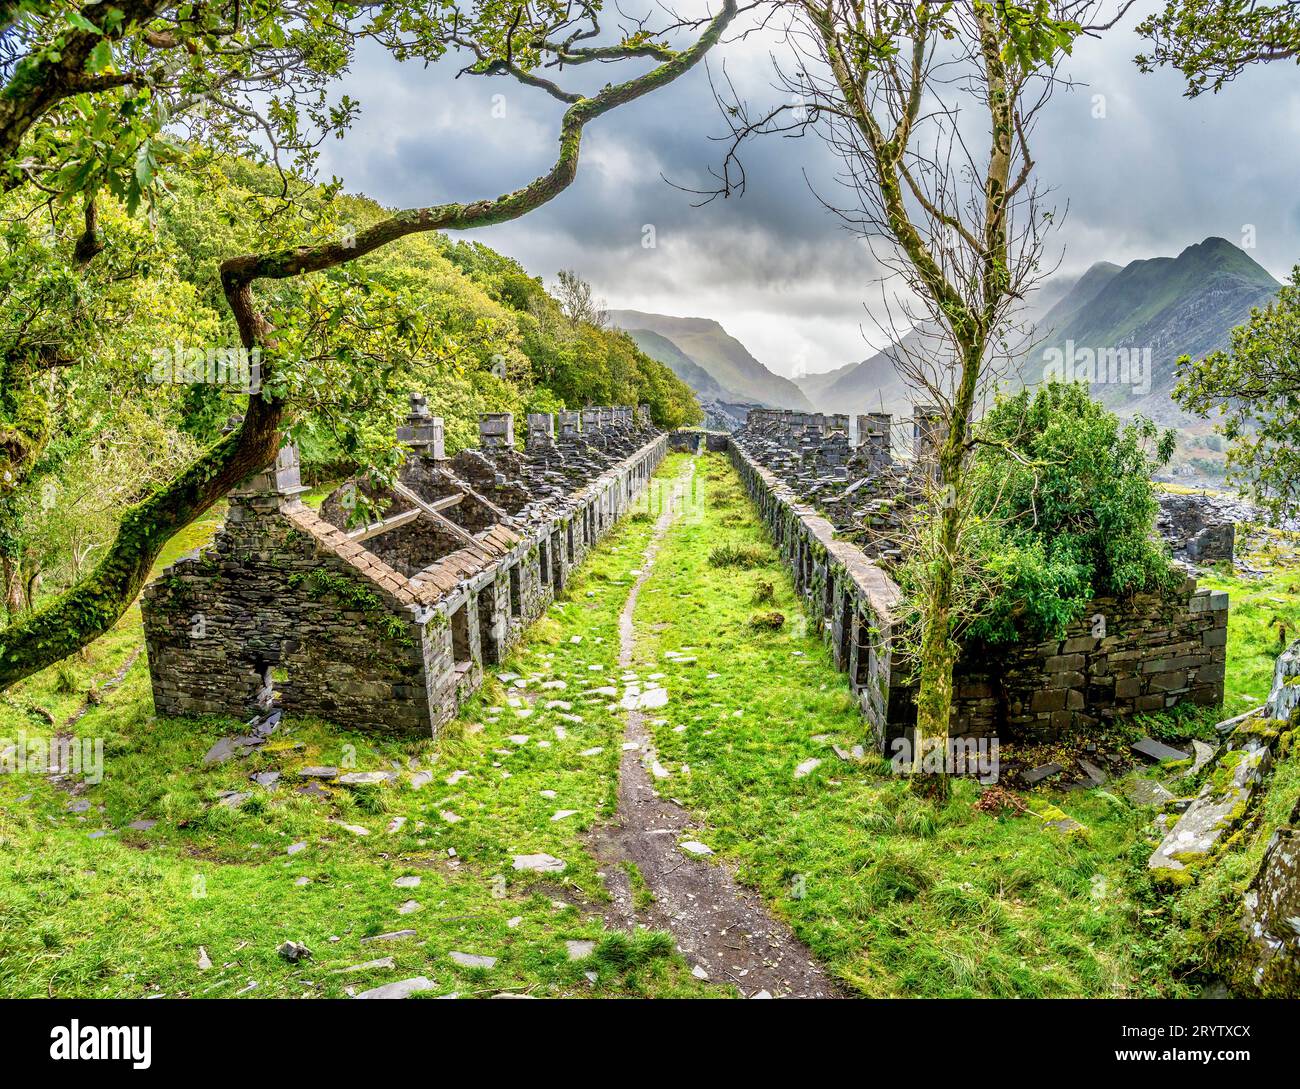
[1132,737,1189,764]
[126,819,158,831]
[565,940,595,961]
[355,976,438,999]
[331,957,396,974]
[449,951,496,969]
[1023,762,1063,785]
[512,853,566,873]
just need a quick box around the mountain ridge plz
[606,308,814,411]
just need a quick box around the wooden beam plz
[393,482,481,550]
[346,506,422,542]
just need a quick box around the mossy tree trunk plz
[0,0,737,690]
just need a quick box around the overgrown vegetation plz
[899,381,1181,648]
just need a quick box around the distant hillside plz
[606,309,813,410]
[620,327,732,402]
[1025,237,1279,422]
[796,238,1278,463]
[797,329,930,418]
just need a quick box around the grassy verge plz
[0,455,711,998]
[627,452,1229,997]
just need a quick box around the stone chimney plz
[526,412,556,452]
[913,406,948,470]
[397,392,446,458]
[856,413,892,465]
[229,440,309,512]
[558,410,582,441]
[479,412,514,449]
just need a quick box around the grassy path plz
[590,457,839,998]
[620,453,1159,997]
[6,449,1287,998]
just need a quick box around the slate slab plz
[355,976,437,999]
[1132,738,1189,764]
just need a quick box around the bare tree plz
[708,0,1129,794]
[554,268,609,328]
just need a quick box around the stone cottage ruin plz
[725,409,1229,748]
[142,399,665,735]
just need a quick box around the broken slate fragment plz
[337,771,397,786]
[679,841,713,857]
[202,737,240,766]
[565,940,595,961]
[360,929,418,944]
[297,766,339,780]
[355,976,437,1000]
[394,875,421,888]
[1022,762,1063,785]
[1132,738,1188,764]
[277,940,311,963]
[794,757,821,779]
[1123,778,1177,807]
[449,951,497,969]
[1076,759,1108,787]
[512,853,566,873]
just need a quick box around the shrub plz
[748,610,785,631]
[708,541,769,569]
[751,580,775,604]
[960,381,1180,645]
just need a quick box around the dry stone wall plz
[725,426,1228,748]
[143,404,666,737]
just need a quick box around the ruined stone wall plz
[727,439,1229,747]
[943,584,1228,741]
[727,439,905,746]
[144,432,667,737]
[143,501,432,735]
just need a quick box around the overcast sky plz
[320,1,1300,377]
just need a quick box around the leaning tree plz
[0,0,739,687]
[709,0,1128,792]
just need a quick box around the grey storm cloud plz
[319,2,1300,377]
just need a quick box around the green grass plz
[1200,559,1300,707]
[626,453,1169,996]
[0,454,710,999]
[2,449,1295,998]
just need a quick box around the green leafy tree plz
[712,1,1121,792]
[1137,1,1300,96]
[0,1,736,687]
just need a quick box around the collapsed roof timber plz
[141,401,667,735]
